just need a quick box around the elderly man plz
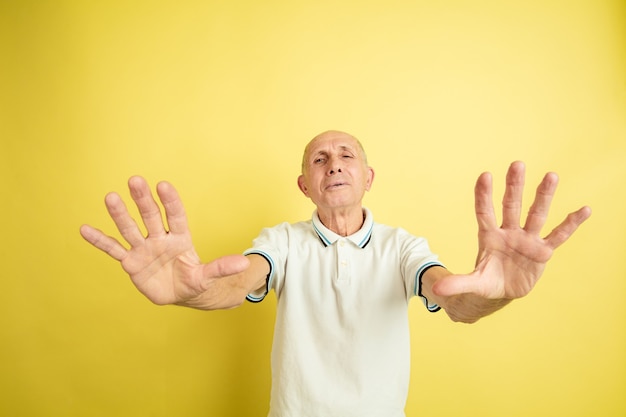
[80,130,591,417]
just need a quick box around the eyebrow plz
[311,146,356,157]
[338,146,356,153]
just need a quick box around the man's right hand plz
[80,176,255,309]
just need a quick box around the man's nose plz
[327,157,343,175]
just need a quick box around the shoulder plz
[372,222,415,240]
[371,222,431,251]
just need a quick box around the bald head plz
[301,130,368,174]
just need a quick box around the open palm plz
[433,162,591,300]
[80,177,249,305]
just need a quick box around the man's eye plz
[342,154,353,158]
[314,158,325,164]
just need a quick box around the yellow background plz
[1,0,624,416]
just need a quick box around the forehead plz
[305,132,361,157]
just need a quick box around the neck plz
[317,206,365,237]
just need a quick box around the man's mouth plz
[326,182,348,190]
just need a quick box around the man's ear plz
[365,167,375,191]
[297,175,310,197]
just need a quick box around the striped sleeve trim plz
[243,249,274,303]
[415,261,445,313]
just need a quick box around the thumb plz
[202,254,250,279]
[432,272,482,298]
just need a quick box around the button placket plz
[337,239,350,282]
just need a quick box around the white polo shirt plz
[245,208,442,417]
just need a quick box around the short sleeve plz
[396,227,444,312]
[242,222,291,303]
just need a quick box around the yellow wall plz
[1,0,624,416]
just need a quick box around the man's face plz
[298,131,374,212]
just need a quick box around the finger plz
[544,206,592,249]
[128,176,167,237]
[501,161,525,229]
[104,192,145,247]
[156,181,189,235]
[80,224,128,261]
[202,255,250,279]
[523,172,558,234]
[474,171,498,231]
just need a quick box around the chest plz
[279,236,408,308]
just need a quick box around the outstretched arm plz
[420,161,591,323]
[80,176,268,310]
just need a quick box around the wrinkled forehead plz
[301,131,367,169]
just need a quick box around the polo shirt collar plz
[312,207,374,248]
